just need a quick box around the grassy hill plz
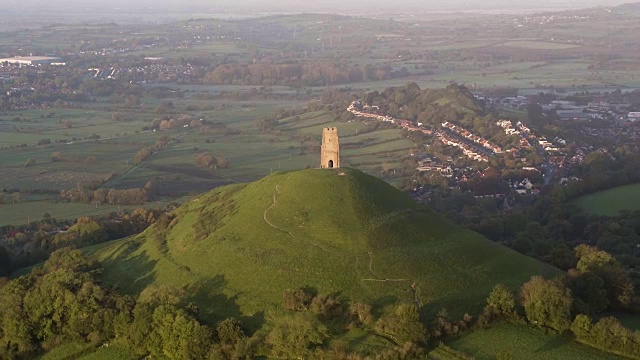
[87,168,560,329]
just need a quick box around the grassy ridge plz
[88,168,560,329]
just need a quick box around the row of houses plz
[441,121,503,154]
[347,101,433,135]
[347,102,498,163]
[437,131,489,162]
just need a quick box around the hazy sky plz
[6,0,634,10]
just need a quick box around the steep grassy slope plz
[88,168,560,327]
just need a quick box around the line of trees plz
[50,151,97,164]
[133,135,170,164]
[59,182,153,205]
[202,62,405,87]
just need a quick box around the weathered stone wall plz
[320,127,340,169]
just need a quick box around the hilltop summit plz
[91,168,559,325]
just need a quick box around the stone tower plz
[320,127,340,169]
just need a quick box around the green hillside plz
[88,168,560,328]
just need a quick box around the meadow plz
[574,183,640,216]
[37,341,135,360]
[0,96,418,225]
[446,324,624,360]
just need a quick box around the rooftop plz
[0,56,61,62]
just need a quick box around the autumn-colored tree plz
[134,147,153,164]
[282,288,313,312]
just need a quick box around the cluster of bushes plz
[275,288,428,359]
[571,315,640,357]
[277,287,479,359]
[149,114,198,131]
[195,152,229,171]
[50,151,97,164]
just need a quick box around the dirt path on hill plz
[262,185,282,230]
[263,184,344,254]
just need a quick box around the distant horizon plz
[0,0,637,31]
[3,0,637,12]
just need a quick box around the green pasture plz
[447,324,623,360]
[574,184,640,216]
[429,40,497,50]
[0,108,152,147]
[0,199,182,226]
[500,40,581,50]
[37,341,94,360]
[38,341,135,360]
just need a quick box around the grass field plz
[574,183,640,216]
[0,102,420,225]
[500,40,581,50]
[447,324,624,360]
[0,199,185,226]
[38,342,135,360]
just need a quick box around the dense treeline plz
[0,208,165,275]
[59,182,153,205]
[202,62,407,87]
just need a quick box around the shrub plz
[282,289,313,311]
[520,276,573,331]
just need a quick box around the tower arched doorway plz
[328,160,334,168]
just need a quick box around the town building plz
[0,56,62,66]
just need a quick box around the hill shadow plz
[371,295,398,317]
[184,275,265,332]
[97,239,158,294]
[534,331,572,354]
